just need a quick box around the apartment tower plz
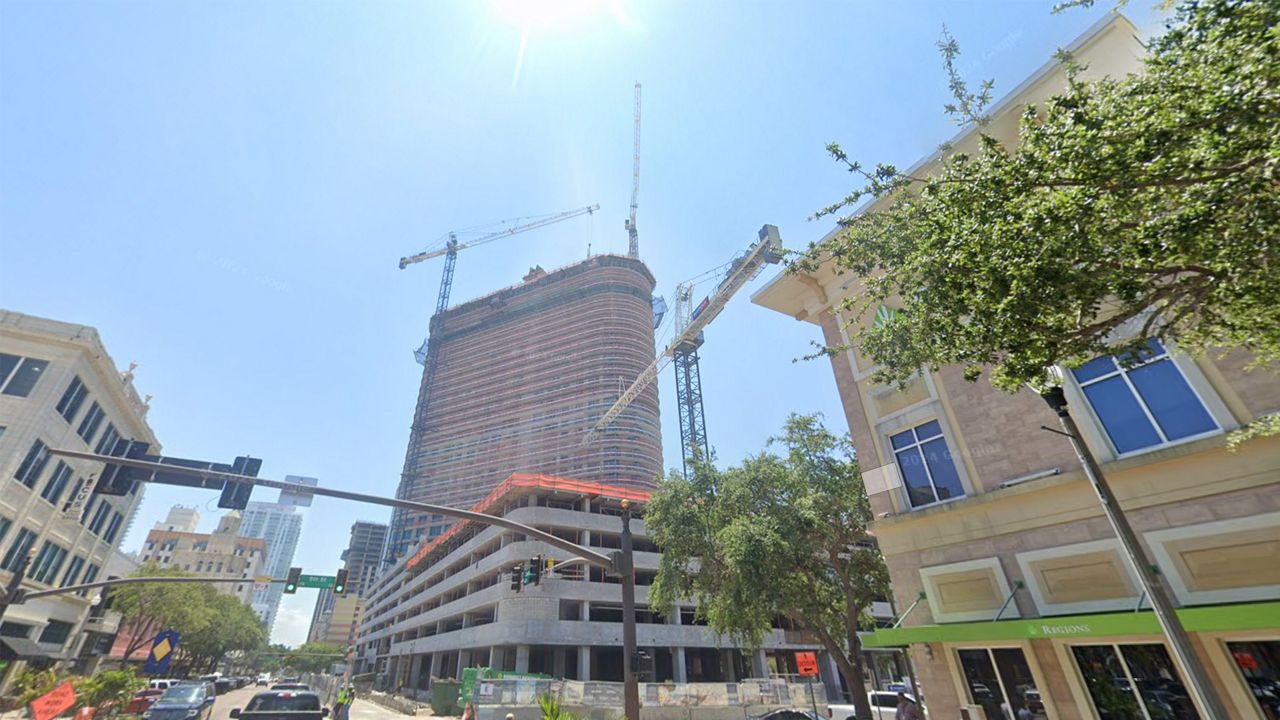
[387,255,663,559]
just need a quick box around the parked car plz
[829,692,926,720]
[142,682,217,720]
[752,711,819,720]
[214,678,235,695]
[256,674,272,687]
[126,689,165,714]
[148,679,180,691]
[230,691,330,720]
[270,683,311,692]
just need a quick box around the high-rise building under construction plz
[387,254,662,559]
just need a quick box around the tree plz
[174,586,267,674]
[110,564,206,662]
[285,643,345,674]
[647,414,889,720]
[803,0,1279,397]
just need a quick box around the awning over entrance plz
[862,600,1280,647]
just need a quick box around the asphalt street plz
[211,685,404,720]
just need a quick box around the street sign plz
[143,630,180,675]
[255,575,273,584]
[795,651,819,677]
[30,681,76,720]
[298,574,335,589]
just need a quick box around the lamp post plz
[618,499,640,720]
[1039,383,1230,720]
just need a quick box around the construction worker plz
[333,684,351,720]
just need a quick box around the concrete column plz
[752,650,769,679]
[672,648,687,684]
[577,646,591,681]
[422,654,435,689]
[553,647,566,678]
[408,656,422,688]
[491,646,506,672]
[515,644,531,673]
[820,651,844,703]
[456,649,471,678]
[724,650,737,682]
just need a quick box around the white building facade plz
[238,496,305,633]
[0,311,159,692]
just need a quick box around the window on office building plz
[62,555,86,588]
[103,512,124,545]
[890,420,965,508]
[30,541,68,584]
[88,502,111,535]
[1071,339,1219,455]
[0,517,10,545]
[40,461,74,506]
[38,620,73,646]
[0,354,49,397]
[56,376,90,422]
[77,402,106,444]
[14,439,50,488]
[1228,640,1280,720]
[95,423,120,455]
[79,564,99,596]
[1,527,38,571]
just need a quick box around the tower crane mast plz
[625,83,641,259]
[583,225,784,472]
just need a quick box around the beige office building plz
[755,15,1280,720]
[140,511,265,605]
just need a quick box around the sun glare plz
[491,0,629,86]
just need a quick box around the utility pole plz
[618,500,640,720]
[1040,387,1230,720]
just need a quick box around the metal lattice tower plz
[673,338,708,477]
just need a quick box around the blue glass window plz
[1071,340,1218,454]
[891,420,965,508]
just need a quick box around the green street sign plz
[298,574,335,589]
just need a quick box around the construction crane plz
[625,82,641,259]
[399,204,599,365]
[583,225,785,474]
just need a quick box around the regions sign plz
[143,630,180,675]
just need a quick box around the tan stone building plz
[315,595,363,648]
[755,14,1280,720]
[140,511,265,605]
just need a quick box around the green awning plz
[862,601,1280,647]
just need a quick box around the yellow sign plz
[255,575,273,583]
[152,637,172,662]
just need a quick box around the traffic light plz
[333,569,348,595]
[218,456,260,510]
[284,567,301,594]
[531,555,544,586]
[96,439,152,495]
[510,563,524,593]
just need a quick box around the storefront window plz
[957,647,1045,719]
[1228,640,1280,720]
[1071,644,1200,720]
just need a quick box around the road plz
[211,685,406,720]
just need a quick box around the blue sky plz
[1,1,1158,645]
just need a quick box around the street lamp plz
[1035,372,1230,719]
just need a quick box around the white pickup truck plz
[829,691,926,719]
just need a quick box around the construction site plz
[361,84,842,711]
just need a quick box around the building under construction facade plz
[387,255,663,559]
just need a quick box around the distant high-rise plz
[307,521,387,642]
[154,506,199,533]
[237,492,306,634]
[387,256,663,559]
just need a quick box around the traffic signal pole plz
[22,575,273,601]
[48,448,615,571]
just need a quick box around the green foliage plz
[75,668,146,712]
[14,667,67,706]
[803,0,1280,393]
[1228,413,1280,450]
[285,643,345,674]
[647,414,887,720]
[537,693,579,720]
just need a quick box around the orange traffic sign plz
[796,651,819,676]
[30,681,76,720]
